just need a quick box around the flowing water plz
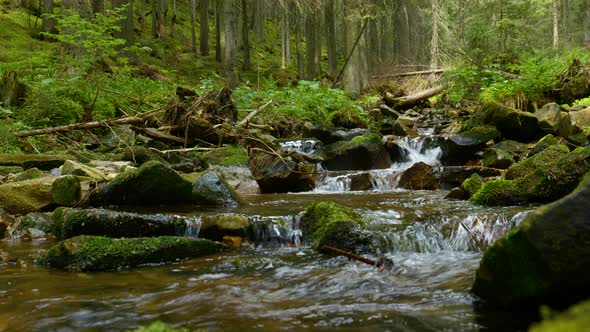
[0,137,535,331]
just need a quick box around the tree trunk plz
[344,14,360,97]
[215,0,222,62]
[158,0,165,38]
[395,0,411,64]
[62,0,92,18]
[200,0,209,56]
[190,0,197,52]
[430,0,440,68]
[561,0,570,47]
[151,0,157,37]
[241,0,250,70]
[552,0,559,48]
[91,0,104,14]
[325,0,337,77]
[170,0,176,37]
[305,13,318,80]
[41,0,55,34]
[253,0,264,41]
[281,6,290,69]
[296,14,304,79]
[224,0,239,88]
[583,1,590,48]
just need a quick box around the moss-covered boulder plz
[11,168,44,182]
[529,299,590,332]
[492,140,529,160]
[0,166,24,176]
[461,173,484,198]
[469,179,522,206]
[530,134,559,156]
[203,145,248,167]
[457,125,501,144]
[90,161,193,206]
[472,174,590,308]
[51,175,81,206]
[37,235,225,271]
[199,214,252,241]
[463,102,541,141]
[190,171,242,206]
[505,144,570,180]
[398,162,439,190]
[249,150,317,193]
[0,177,56,214]
[482,148,514,169]
[0,153,72,170]
[321,133,391,171]
[50,208,189,239]
[300,201,372,253]
[439,166,503,189]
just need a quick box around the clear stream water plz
[0,138,535,331]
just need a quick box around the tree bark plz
[295,14,304,79]
[241,0,251,70]
[200,0,209,56]
[552,0,559,49]
[325,0,337,77]
[305,12,319,80]
[253,0,264,41]
[583,1,590,48]
[190,0,197,52]
[224,0,239,88]
[41,0,55,34]
[281,5,290,69]
[170,0,176,37]
[430,0,440,69]
[215,0,222,62]
[91,0,104,14]
[395,0,411,64]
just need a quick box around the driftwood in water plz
[15,117,144,137]
[383,85,444,110]
[321,245,395,272]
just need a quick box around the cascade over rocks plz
[37,235,225,272]
[472,173,590,309]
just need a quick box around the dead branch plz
[15,117,143,137]
[130,127,185,143]
[149,147,216,154]
[238,100,273,127]
[391,85,444,110]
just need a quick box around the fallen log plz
[15,117,144,137]
[130,127,185,144]
[372,68,446,79]
[384,85,444,110]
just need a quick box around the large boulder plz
[90,161,193,206]
[249,151,317,194]
[50,208,190,239]
[189,171,242,206]
[37,235,225,272]
[462,102,541,141]
[461,173,484,198]
[300,201,372,253]
[51,175,81,206]
[398,162,439,190]
[558,107,590,137]
[0,153,71,170]
[439,166,502,189]
[472,173,590,308]
[535,102,563,134]
[505,144,570,180]
[438,129,497,165]
[321,133,391,171]
[0,176,79,215]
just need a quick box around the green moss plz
[461,174,484,197]
[129,321,190,332]
[37,235,225,272]
[505,144,570,180]
[50,208,189,240]
[482,148,514,168]
[300,201,371,252]
[349,132,382,145]
[51,175,81,206]
[462,102,540,141]
[91,161,193,206]
[0,166,24,175]
[203,145,248,167]
[469,179,521,206]
[459,125,500,143]
[530,300,590,332]
[12,168,44,182]
[329,107,368,129]
[531,134,559,156]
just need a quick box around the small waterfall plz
[280,140,321,157]
[249,214,302,248]
[314,173,353,192]
[183,216,202,238]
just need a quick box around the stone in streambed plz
[37,235,225,272]
[462,102,541,141]
[190,171,242,206]
[398,162,439,190]
[321,133,391,171]
[199,214,252,241]
[472,173,590,309]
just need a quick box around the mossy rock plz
[458,125,501,144]
[469,179,523,206]
[0,177,56,215]
[199,214,252,241]
[398,162,439,190]
[51,208,189,240]
[11,168,44,182]
[529,299,590,332]
[505,144,570,180]
[190,171,243,206]
[0,153,72,170]
[51,175,81,206]
[462,102,541,141]
[203,145,248,167]
[461,173,484,198]
[329,108,368,129]
[37,235,225,272]
[482,148,514,169]
[0,166,24,176]
[300,201,372,253]
[530,134,559,156]
[14,212,52,233]
[472,174,590,309]
[492,140,529,159]
[90,161,193,206]
[321,133,391,171]
[61,160,109,182]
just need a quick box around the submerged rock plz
[90,161,193,206]
[321,133,391,171]
[51,208,189,240]
[398,162,439,190]
[300,201,372,253]
[472,173,590,308]
[37,235,225,272]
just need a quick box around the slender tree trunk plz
[241,0,250,69]
[124,0,134,43]
[281,6,290,69]
[91,0,104,14]
[325,0,337,77]
[41,0,55,34]
[296,14,304,79]
[253,0,264,41]
[170,0,176,37]
[305,13,318,80]
[552,0,559,48]
[430,0,440,68]
[140,0,145,28]
[344,14,361,97]
[190,0,197,52]
[585,4,590,48]
[561,0,570,47]
[395,0,411,64]
[158,0,165,38]
[224,0,239,88]
[151,0,157,37]
[215,0,222,62]
[200,0,209,56]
